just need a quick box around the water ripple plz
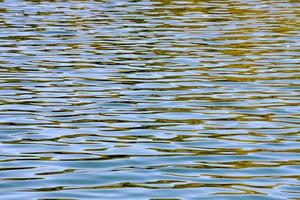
[0,0,299,199]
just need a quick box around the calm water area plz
[0,0,299,199]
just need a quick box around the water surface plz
[0,0,299,199]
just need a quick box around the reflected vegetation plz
[0,0,299,199]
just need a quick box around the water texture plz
[0,0,299,199]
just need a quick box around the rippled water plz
[0,0,299,199]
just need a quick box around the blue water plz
[0,0,299,199]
